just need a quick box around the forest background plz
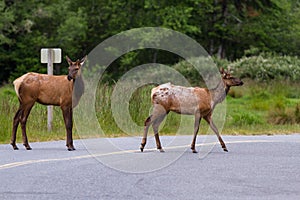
[1,0,300,142]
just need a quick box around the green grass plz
[0,86,70,144]
[1,80,300,145]
[223,80,300,134]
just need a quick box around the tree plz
[0,0,15,83]
[197,0,279,59]
[0,0,299,85]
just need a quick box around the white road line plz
[0,139,295,170]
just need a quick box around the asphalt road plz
[0,135,300,200]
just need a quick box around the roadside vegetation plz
[1,53,300,144]
[2,1,300,84]
[1,1,300,144]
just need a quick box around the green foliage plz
[230,112,263,126]
[1,0,300,142]
[0,1,14,45]
[163,53,300,89]
[229,53,300,82]
[2,78,300,144]
[173,57,221,86]
[267,105,299,125]
[1,0,300,84]
[95,84,122,136]
[295,104,300,123]
[0,86,68,144]
[57,8,88,56]
[92,83,184,137]
[173,58,205,86]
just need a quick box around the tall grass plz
[1,79,300,144]
[223,80,300,134]
[2,53,300,144]
[94,84,183,137]
[0,86,68,144]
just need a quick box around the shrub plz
[228,88,243,98]
[268,108,294,125]
[172,53,300,85]
[268,104,300,125]
[172,57,221,86]
[229,53,300,82]
[230,112,263,126]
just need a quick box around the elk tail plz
[13,73,28,100]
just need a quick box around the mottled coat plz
[140,68,243,153]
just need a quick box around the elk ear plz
[66,56,72,65]
[220,67,224,73]
[220,67,227,78]
[80,55,87,66]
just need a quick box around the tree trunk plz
[152,50,158,63]
[209,0,218,55]
[217,0,228,59]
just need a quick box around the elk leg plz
[11,108,22,150]
[204,115,228,152]
[140,115,152,152]
[140,104,167,152]
[191,113,201,153]
[62,107,75,151]
[152,114,166,152]
[20,103,35,150]
[140,114,166,152]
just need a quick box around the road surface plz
[0,135,300,200]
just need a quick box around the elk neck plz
[209,80,230,107]
[72,74,84,104]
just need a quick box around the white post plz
[47,49,54,132]
[41,48,61,132]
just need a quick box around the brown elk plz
[11,55,86,151]
[140,68,243,153]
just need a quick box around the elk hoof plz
[158,148,165,153]
[24,144,32,150]
[191,146,198,153]
[223,148,228,152]
[192,149,198,153]
[67,145,76,151]
[11,143,19,150]
[140,143,145,152]
[67,144,76,151]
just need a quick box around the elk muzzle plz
[233,78,243,86]
[67,75,73,81]
[237,80,244,86]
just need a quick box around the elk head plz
[66,55,87,81]
[220,67,243,87]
